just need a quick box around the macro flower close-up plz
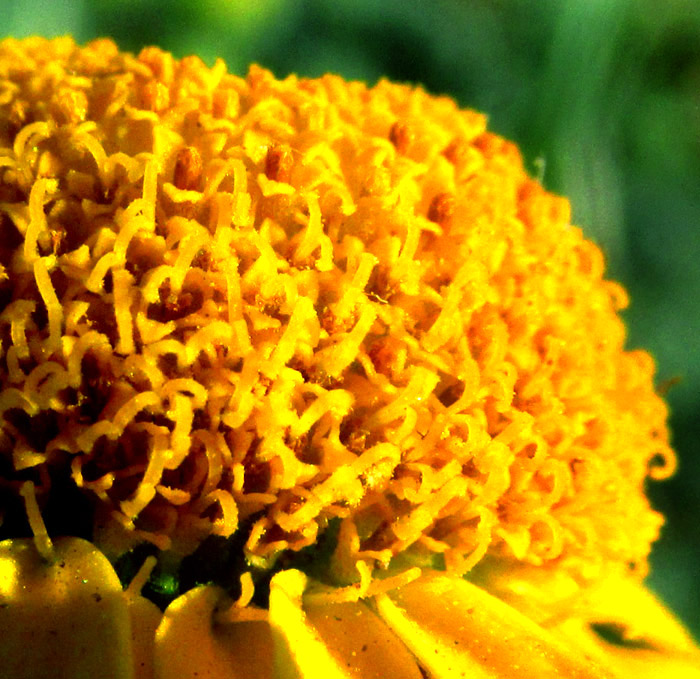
[0,30,698,679]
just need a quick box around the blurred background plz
[4,0,700,637]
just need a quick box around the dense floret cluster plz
[0,37,674,583]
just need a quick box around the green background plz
[4,0,700,637]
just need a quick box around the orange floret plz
[0,36,674,583]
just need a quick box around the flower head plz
[0,36,695,679]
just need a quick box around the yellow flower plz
[0,36,697,678]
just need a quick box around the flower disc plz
[0,37,674,584]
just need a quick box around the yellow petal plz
[124,556,161,679]
[0,536,133,679]
[128,594,162,679]
[547,577,700,679]
[268,569,350,679]
[154,584,274,679]
[374,571,614,678]
[304,597,424,679]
